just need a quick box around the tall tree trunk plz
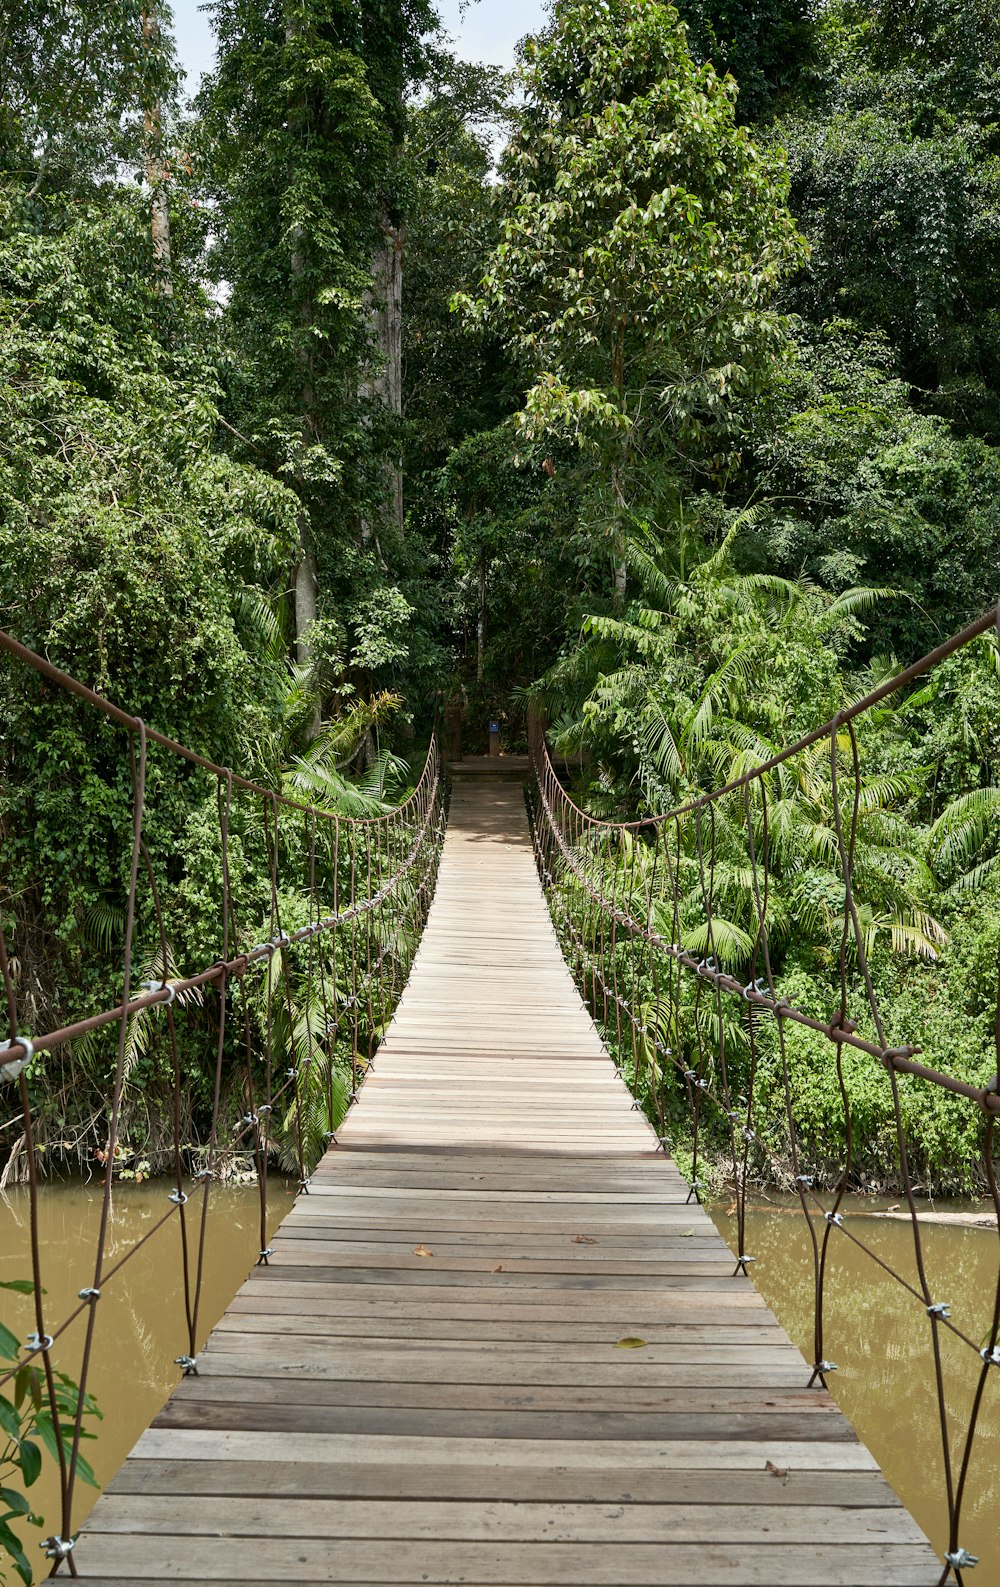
[477,550,487,684]
[142,8,172,297]
[361,217,404,547]
[285,8,320,688]
[293,553,318,667]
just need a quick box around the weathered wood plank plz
[62,1536,940,1585]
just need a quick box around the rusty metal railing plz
[528,604,1000,1586]
[0,629,445,1574]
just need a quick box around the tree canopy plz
[1,0,999,1227]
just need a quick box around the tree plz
[459,0,806,600]
[200,0,438,673]
[734,321,1000,653]
[0,0,159,189]
[675,0,820,123]
[777,0,1000,438]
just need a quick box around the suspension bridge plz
[1,611,998,1585]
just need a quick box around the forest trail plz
[74,780,939,1585]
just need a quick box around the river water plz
[0,1178,291,1564]
[2,1183,998,1578]
[714,1196,1000,1577]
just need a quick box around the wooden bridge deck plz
[80,782,939,1585]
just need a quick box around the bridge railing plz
[528,605,1000,1586]
[0,630,445,1574]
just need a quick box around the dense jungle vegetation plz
[1,0,999,1193]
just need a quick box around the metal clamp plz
[0,1035,34,1083]
[41,1537,74,1562]
[945,1548,979,1569]
[927,1302,952,1320]
[979,1345,1000,1367]
[743,978,768,1000]
[259,1247,274,1260]
[141,979,176,1005]
[168,1189,189,1206]
[825,1210,844,1227]
[26,1332,53,1352]
[175,1354,199,1375]
[78,1288,101,1301]
[735,1254,757,1269]
[795,1174,815,1188]
[816,1359,838,1374]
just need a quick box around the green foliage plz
[458,0,806,591]
[539,512,1000,1188]
[2,0,999,1212]
[676,0,821,122]
[777,0,1000,438]
[736,321,1000,650]
[0,1287,101,1586]
[0,0,178,189]
[196,0,445,705]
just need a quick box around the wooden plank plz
[86,1497,925,1545]
[76,780,939,1586]
[103,1459,909,1508]
[61,1536,940,1584]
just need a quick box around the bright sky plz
[169,0,548,97]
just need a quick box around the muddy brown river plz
[2,1183,998,1579]
[0,1178,291,1567]
[714,1197,1000,1578]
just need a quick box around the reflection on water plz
[0,1178,290,1555]
[714,1197,1000,1575]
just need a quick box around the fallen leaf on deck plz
[492,1264,504,1273]
[572,1235,597,1244]
[765,1461,790,1484]
[614,1336,648,1349]
[413,1245,434,1257]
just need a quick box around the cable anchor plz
[0,1035,34,1082]
[742,978,768,999]
[41,1537,75,1562]
[141,979,176,1005]
[945,1548,979,1569]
